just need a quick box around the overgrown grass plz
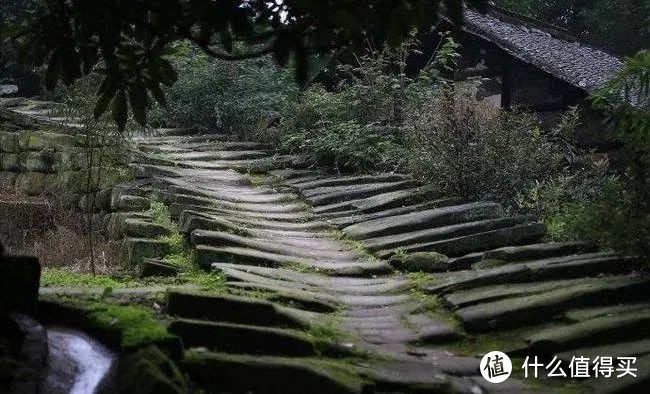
[147,201,173,227]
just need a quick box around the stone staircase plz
[94,129,649,393]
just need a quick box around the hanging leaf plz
[129,82,148,127]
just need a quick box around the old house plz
[411,6,625,149]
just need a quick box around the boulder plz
[17,131,78,151]
[124,218,171,238]
[125,238,171,265]
[15,173,48,196]
[138,259,180,277]
[21,150,55,173]
[0,153,19,171]
[0,131,19,153]
[389,252,450,273]
[118,195,151,212]
[115,345,188,394]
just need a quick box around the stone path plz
[114,130,650,393]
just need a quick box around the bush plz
[403,87,565,208]
[151,44,297,139]
[271,35,455,172]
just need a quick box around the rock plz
[555,338,650,364]
[364,215,534,253]
[353,184,442,213]
[182,351,366,394]
[389,252,450,273]
[0,131,19,153]
[115,345,188,394]
[343,202,505,240]
[21,150,55,173]
[17,131,78,151]
[564,302,650,323]
[15,172,49,195]
[1,153,19,171]
[0,255,40,314]
[138,259,180,277]
[292,173,411,191]
[379,222,547,258]
[482,241,598,262]
[124,218,171,238]
[125,238,171,265]
[95,187,113,211]
[118,195,151,211]
[455,276,650,331]
[527,309,650,355]
[586,354,650,393]
[305,180,419,206]
[169,319,324,357]
[166,291,309,328]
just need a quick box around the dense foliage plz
[150,45,297,138]
[494,0,650,55]
[6,0,487,131]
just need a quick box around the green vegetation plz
[150,44,297,138]
[147,201,173,227]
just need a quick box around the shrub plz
[403,87,565,208]
[150,43,297,139]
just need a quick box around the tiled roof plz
[462,8,623,93]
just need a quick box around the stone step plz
[343,202,505,240]
[455,276,650,331]
[363,215,535,253]
[163,150,269,161]
[225,282,341,312]
[526,309,650,355]
[191,230,360,260]
[564,302,650,323]
[305,181,419,206]
[166,290,311,328]
[325,198,465,228]
[170,319,333,357]
[194,245,393,276]
[377,222,547,258]
[424,252,636,294]
[482,241,599,262]
[173,192,306,213]
[555,339,650,364]
[291,173,412,191]
[586,353,650,393]
[183,351,366,394]
[443,277,593,309]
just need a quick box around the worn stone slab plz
[225,282,340,313]
[378,222,547,258]
[456,276,650,331]
[364,215,534,253]
[344,202,505,240]
[306,181,419,206]
[292,174,412,191]
[482,241,598,262]
[123,218,172,238]
[556,339,650,364]
[326,198,465,228]
[191,230,360,260]
[183,351,366,394]
[424,252,634,294]
[443,277,592,309]
[527,309,650,355]
[166,290,309,328]
[170,319,322,356]
[564,302,650,323]
[125,237,171,265]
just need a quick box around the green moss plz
[117,345,188,394]
[41,268,140,288]
[43,297,178,352]
[327,230,378,261]
[87,303,171,348]
[282,261,321,273]
[148,201,173,227]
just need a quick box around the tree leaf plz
[129,82,148,127]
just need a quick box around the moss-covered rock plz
[17,131,79,151]
[114,345,188,394]
[124,218,172,238]
[182,351,367,394]
[389,251,449,273]
[0,153,19,171]
[125,237,171,265]
[37,297,182,358]
[0,131,19,153]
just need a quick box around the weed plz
[147,201,173,227]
